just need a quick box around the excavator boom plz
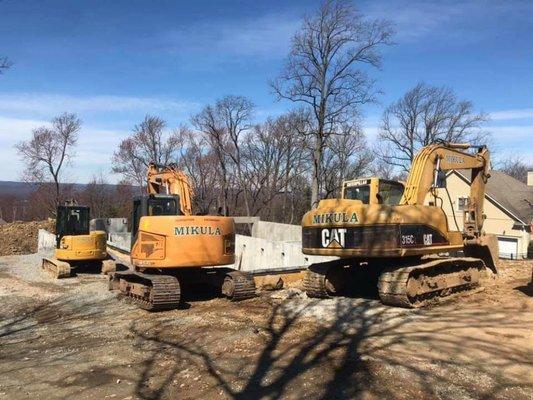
[147,163,193,215]
[400,142,490,236]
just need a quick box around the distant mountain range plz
[0,181,133,199]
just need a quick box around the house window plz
[457,196,469,211]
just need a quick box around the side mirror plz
[436,170,447,188]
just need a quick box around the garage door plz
[498,237,518,259]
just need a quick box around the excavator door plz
[131,194,182,250]
[55,205,90,248]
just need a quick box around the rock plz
[270,288,306,300]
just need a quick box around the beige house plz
[426,170,533,259]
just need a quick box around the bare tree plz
[112,115,179,190]
[218,96,255,216]
[272,0,393,207]
[16,113,81,208]
[191,105,230,215]
[498,156,532,184]
[176,127,220,215]
[0,55,12,74]
[369,149,405,181]
[322,124,372,198]
[191,95,255,216]
[242,113,308,220]
[79,173,114,218]
[379,83,489,172]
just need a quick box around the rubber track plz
[225,271,256,301]
[42,257,71,279]
[377,257,484,308]
[303,264,331,299]
[111,271,181,311]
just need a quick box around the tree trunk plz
[311,137,322,209]
[54,175,60,207]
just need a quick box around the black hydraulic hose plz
[445,186,461,231]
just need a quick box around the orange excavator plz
[301,142,499,307]
[109,163,256,310]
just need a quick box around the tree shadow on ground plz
[0,294,138,398]
[515,284,532,297]
[1,280,531,400]
[127,294,532,400]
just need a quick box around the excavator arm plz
[400,143,490,237]
[146,163,194,216]
[399,142,498,271]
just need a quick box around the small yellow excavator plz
[42,204,109,278]
[108,163,256,310]
[302,142,498,307]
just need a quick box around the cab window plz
[378,181,404,205]
[148,198,178,216]
[344,185,370,203]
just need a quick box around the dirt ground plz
[0,220,54,256]
[0,254,531,400]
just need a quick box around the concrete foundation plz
[230,234,335,273]
[38,229,56,253]
[108,232,132,252]
[90,218,128,234]
[251,221,302,242]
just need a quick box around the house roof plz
[452,169,533,225]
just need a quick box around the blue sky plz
[0,0,532,183]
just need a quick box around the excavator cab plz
[55,205,90,247]
[131,194,182,249]
[342,177,405,205]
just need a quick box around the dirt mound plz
[0,220,55,256]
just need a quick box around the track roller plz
[42,257,71,279]
[378,257,486,308]
[303,263,346,298]
[220,271,256,301]
[109,270,181,311]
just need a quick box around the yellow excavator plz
[42,204,109,278]
[302,142,498,307]
[108,163,256,310]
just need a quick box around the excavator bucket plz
[464,234,499,274]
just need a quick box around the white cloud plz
[365,1,463,41]
[160,13,299,59]
[0,93,198,116]
[0,116,48,139]
[364,0,533,43]
[0,116,125,183]
[363,125,380,140]
[490,108,533,121]
[487,125,533,140]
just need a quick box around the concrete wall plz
[90,218,128,234]
[230,234,335,273]
[108,232,132,252]
[251,221,302,241]
[38,229,56,253]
